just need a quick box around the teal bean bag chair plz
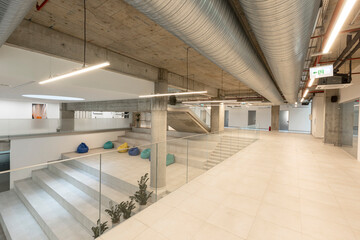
[141,148,151,159]
[166,154,175,166]
[129,147,140,156]
[103,141,114,149]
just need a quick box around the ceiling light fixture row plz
[139,91,208,98]
[323,0,357,53]
[39,0,110,85]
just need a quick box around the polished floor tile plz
[99,131,360,240]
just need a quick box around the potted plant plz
[130,173,153,210]
[105,201,122,227]
[91,219,109,239]
[119,200,136,220]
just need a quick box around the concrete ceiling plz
[301,0,360,90]
[23,0,256,95]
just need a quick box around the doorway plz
[279,110,289,131]
[248,110,256,127]
[0,150,10,192]
[224,110,229,127]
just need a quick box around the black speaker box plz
[331,96,338,102]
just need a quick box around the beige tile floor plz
[98,131,360,240]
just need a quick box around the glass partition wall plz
[0,128,259,239]
[340,99,359,158]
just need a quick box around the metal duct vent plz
[239,0,321,103]
[124,0,283,104]
[0,0,36,46]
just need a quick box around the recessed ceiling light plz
[22,94,85,101]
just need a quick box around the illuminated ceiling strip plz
[39,62,110,85]
[139,91,207,98]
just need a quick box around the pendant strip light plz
[323,0,357,53]
[183,100,238,104]
[39,62,110,84]
[39,0,109,85]
[303,89,309,98]
[308,78,316,87]
[139,91,207,98]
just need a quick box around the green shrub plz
[130,173,153,205]
[119,200,136,219]
[105,201,122,224]
[91,219,109,239]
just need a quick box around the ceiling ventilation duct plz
[124,0,283,104]
[0,0,36,46]
[239,0,321,103]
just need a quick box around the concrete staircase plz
[118,128,218,169]
[0,128,256,240]
[0,152,135,240]
[204,135,256,170]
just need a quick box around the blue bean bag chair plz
[166,154,175,166]
[141,148,151,159]
[77,143,89,154]
[129,147,140,156]
[103,141,114,149]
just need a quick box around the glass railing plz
[0,127,259,239]
[0,118,132,138]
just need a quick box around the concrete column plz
[271,105,280,131]
[150,69,168,188]
[324,89,341,145]
[200,110,207,123]
[210,103,224,132]
[59,103,75,132]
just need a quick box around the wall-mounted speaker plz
[331,96,338,102]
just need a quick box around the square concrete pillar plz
[324,89,341,145]
[150,68,168,188]
[271,105,280,131]
[211,103,224,133]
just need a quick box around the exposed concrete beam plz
[66,98,152,112]
[6,20,218,97]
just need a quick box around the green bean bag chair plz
[141,148,151,159]
[103,141,114,149]
[166,154,175,166]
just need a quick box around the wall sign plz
[310,65,333,79]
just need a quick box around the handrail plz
[0,127,258,175]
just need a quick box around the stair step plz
[32,169,109,232]
[14,179,92,240]
[0,190,48,240]
[172,153,207,168]
[48,163,130,208]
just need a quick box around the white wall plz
[10,130,125,187]
[227,104,311,132]
[280,105,311,132]
[0,99,59,119]
[311,93,325,138]
[227,106,271,129]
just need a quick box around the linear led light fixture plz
[308,78,316,87]
[182,100,237,104]
[39,62,110,84]
[310,52,332,57]
[303,89,309,98]
[300,97,305,103]
[139,90,207,98]
[323,0,357,53]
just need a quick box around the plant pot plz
[138,202,151,212]
[112,222,120,228]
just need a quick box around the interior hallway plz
[99,131,360,240]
